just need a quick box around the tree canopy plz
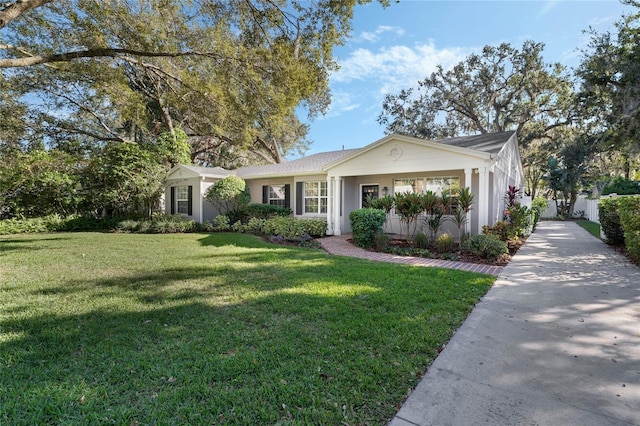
[378,41,574,146]
[576,0,640,178]
[1,0,385,166]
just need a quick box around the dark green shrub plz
[463,234,508,261]
[618,196,640,261]
[505,204,531,237]
[246,203,292,219]
[349,208,387,249]
[204,176,251,222]
[602,177,640,195]
[531,198,547,230]
[599,198,625,245]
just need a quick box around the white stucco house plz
[164,131,524,236]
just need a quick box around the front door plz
[361,185,379,208]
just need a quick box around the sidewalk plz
[389,221,640,426]
[317,234,504,276]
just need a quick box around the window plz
[304,181,328,214]
[176,185,190,214]
[393,177,460,214]
[267,185,286,206]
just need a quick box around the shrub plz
[599,198,624,245]
[413,232,429,249]
[374,232,390,251]
[300,218,328,237]
[435,233,454,253]
[231,220,246,233]
[116,219,140,232]
[245,203,292,219]
[263,217,327,240]
[349,208,387,249]
[204,176,251,219]
[602,177,640,195]
[482,221,512,242]
[618,196,640,261]
[505,204,532,238]
[245,217,266,234]
[213,214,230,231]
[463,234,508,261]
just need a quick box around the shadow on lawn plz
[0,236,71,256]
[0,274,483,424]
[1,232,494,424]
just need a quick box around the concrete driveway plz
[390,221,640,426]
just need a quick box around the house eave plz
[322,134,494,172]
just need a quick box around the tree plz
[379,41,574,144]
[2,0,388,166]
[576,1,640,179]
[204,176,251,222]
[545,133,593,217]
[378,41,575,198]
[0,149,82,218]
[85,143,166,218]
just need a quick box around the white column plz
[464,168,473,235]
[326,176,334,235]
[478,167,489,231]
[333,176,342,235]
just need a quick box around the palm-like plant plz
[449,187,475,245]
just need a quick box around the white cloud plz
[332,41,471,95]
[355,25,406,43]
[319,90,361,120]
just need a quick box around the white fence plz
[540,194,636,224]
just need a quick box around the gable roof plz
[170,131,517,179]
[167,164,229,179]
[435,131,515,155]
[235,148,359,178]
[323,132,515,172]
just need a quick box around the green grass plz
[576,220,601,239]
[0,232,494,425]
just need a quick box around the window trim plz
[393,176,460,215]
[176,185,190,215]
[300,180,328,215]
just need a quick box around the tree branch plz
[0,0,53,29]
[0,47,227,68]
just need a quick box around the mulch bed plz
[363,237,526,267]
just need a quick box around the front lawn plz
[0,232,494,424]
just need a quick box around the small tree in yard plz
[205,176,251,223]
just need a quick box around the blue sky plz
[298,0,633,157]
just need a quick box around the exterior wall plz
[293,174,328,218]
[341,170,468,237]
[200,179,220,222]
[245,177,295,205]
[165,176,202,222]
[491,136,524,227]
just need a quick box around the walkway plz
[390,221,640,426]
[317,234,504,276]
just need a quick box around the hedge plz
[618,197,640,262]
[598,198,625,245]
